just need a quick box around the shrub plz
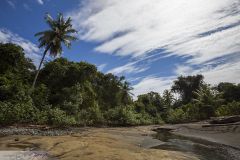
[215,101,240,116]
[47,108,76,126]
[166,108,187,124]
[0,101,14,125]
[75,106,105,126]
[105,105,141,126]
[152,113,164,124]
[182,103,201,121]
[0,99,37,125]
[32,84,50,110]
[87,105,105,125]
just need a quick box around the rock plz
[209,115,240,124]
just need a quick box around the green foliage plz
[166,108,187,124]
[172,75,204,104]
[32,84,50,109]
[135,92,165,116]
[48,108,76,126]
[75,105,105,126]
[1,42,240,127]
[215,101,240,116]
[192,85,223,119]
[35,13,77,57]
[105,105,140,126]
[216,82,240,103]
[182,103,201,121]
[0,96,37,125]
[32,13,77,89]
[0,43,35,76]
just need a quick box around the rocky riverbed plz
[1,122,239,160]
[0,126,199,160]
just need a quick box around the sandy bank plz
[0,126,198,160]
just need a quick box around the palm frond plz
[45,13,57,30]
[36,13,77,55]
[63,35,77,41]
[63,39,71,48]
[35,30,53,37]
[58,13,64,26]
[65,17,72,26]
[66,29,77,34]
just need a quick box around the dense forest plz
[0,43,240,126]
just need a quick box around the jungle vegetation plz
[0,43,240,126]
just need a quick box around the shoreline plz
[154,122,240,150]
[1,122,239,159]
[0,126,199,160]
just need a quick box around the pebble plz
[0,127,83,136]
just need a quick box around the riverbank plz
[1,122,239,160]
[154,121,240,149]
[0,126,198,160]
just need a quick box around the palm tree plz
[162,90,174,108]
[121,81,133,105]
[32,13,77,89]
[193,85,223,119]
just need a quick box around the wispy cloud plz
[67,0,240,96]
[6,0,15,9]
[107,61,149,75]
[0,28,41,66]
[68,0,240,63]
[179,55,240,84]
[23,4,32,11]
[132,76,174,98]
[201,61,240,85]
[97,63,107,71]
[36,0,44,5]
[175,65,194,76]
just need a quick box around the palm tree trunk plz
[32,47,49,90]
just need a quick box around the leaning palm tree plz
[32,13,77,89]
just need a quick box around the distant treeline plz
[0,43,240,126]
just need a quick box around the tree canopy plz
[0,43,240,126]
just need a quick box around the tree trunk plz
[32,47,49,90]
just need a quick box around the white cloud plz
[6,0,15,8]
[37,0,44,5]
[97,63,107,71]
[133,59,240,97]
[107,61,149,75]
[202,61,240,85]
[67,0,240,96]
[175,65,194,76]
[174,54,240,85]
[132,76,174,98]
[68,0,240,64]
[0,28,41,66]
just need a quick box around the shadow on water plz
[152,129,240,160]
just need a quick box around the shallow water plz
[152,129,240,160]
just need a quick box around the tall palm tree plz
[163,90,174,108]
[32,13,77,89]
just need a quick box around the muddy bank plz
[0,126,198,160]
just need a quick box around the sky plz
[0,0,240,97]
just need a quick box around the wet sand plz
[0,126,199,160]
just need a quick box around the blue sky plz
[0,0,240,97]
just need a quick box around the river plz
[153,129,240,160]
